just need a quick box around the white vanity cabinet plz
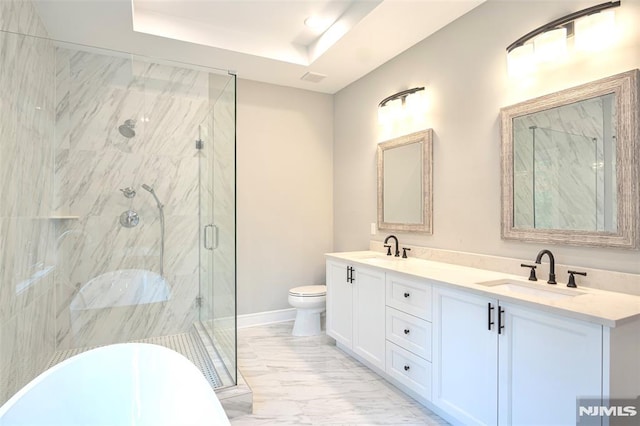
[326,253,640,426]
[384,273,433,400]
[326,260,386,370]
[432,286,602,426]
[497,301,601,426]
[432,287,498,425]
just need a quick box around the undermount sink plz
[363,256,406,267]
[477,279,585,300]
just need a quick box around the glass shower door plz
[198,72,236,387]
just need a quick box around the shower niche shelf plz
[46,216,80,220]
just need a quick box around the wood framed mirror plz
[377,129,433,234]
[500,70,639,248]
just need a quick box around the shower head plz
[118,119,136,138]
[142,183,163,210]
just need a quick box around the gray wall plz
[334,0,640,276]
[237,79,334,315]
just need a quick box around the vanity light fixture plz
[377,87,428,140]
[377,87,425,126]
[574,9,617,52]
[532,27,567,63]
[506,1,621,76]
[378,87,425,109]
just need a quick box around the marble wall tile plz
[0,0,49,37]
[132,60,209,100]
[163,215,199,275]
[54,49,71,152]
[53,46,222,351]
[0,3,56,405]
[1,32,55,219]
[533,128,599,230]
[513,96,616,232]
[0,218,56,323]
[136,154,200,217]
[0,104,19,217]
[136,95,210,153]
[0,288,55,404]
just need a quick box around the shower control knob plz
[120,210,140,228]
[120,187,136,198]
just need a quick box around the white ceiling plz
[34,0,485,94]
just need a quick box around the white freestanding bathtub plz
[0,343,230,426]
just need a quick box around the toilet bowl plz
[288,285,326,336]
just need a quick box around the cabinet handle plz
[403,328,410,335]
[487,303,494,330]
[350,267,355,283]
[403,292,410,298]
[498,306,505,334]
[346,266,355,283]
[403,365,410,371]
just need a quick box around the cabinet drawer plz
[386,274,432,320]
[386,307,432,361]
[386,341,431,400]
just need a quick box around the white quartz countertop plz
[326,251,640,328]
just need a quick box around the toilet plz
[288,285,327,336]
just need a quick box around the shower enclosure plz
[0,25,236,404]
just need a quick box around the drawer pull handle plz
[403,365,410,371]
[403,292,410,298]
[403,328,410,335]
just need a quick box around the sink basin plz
[477,279,585,300]
[363,256,406,267]
[346,252,387,260]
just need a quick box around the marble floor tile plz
[232,321,449,425]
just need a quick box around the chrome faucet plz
[534,249,557,284]
[384,235,400,257]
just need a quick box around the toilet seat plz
[288,285,326,297]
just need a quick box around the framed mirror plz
[500,70,639,248]
[377,129,433,233]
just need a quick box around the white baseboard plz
[237,308,297,329]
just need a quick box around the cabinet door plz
[353,266,386,370]
[433,287,499,426]
[326,261,353,347]
[498,302,602,426]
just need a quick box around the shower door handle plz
[204,224,219,250]
[212,224,219,249]
[204,224,214,250]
